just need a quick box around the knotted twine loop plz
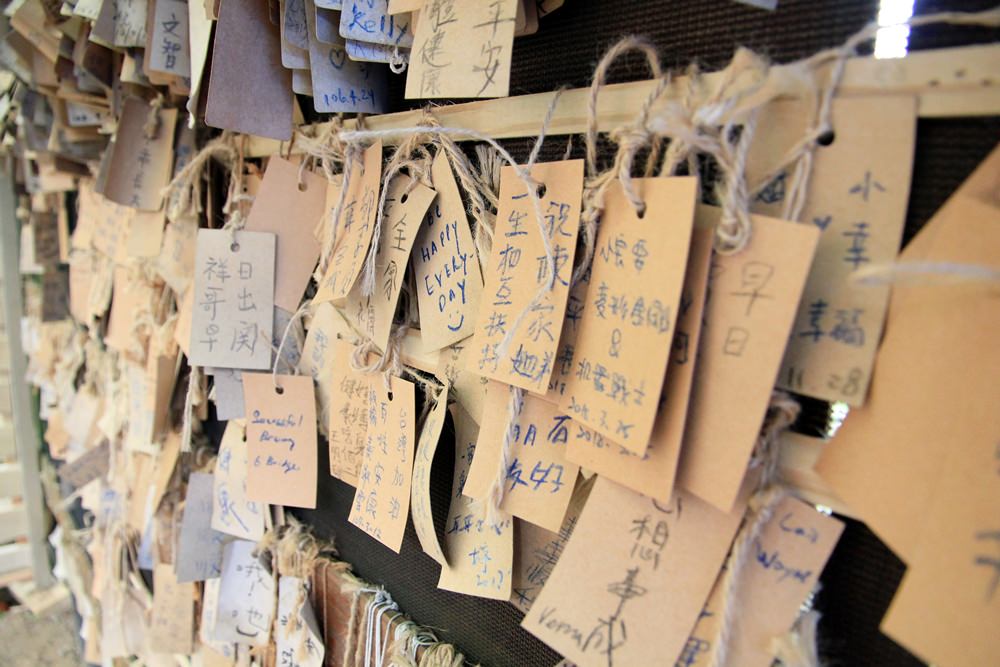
[161,131,239,218]
[350,322,408,391]
[143,94,165,140]
[419,643,466,667]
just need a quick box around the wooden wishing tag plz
[276,576,325,667]
[205,0,293,141]
[464,381,580,532]
[157,216,198,293]
[348,376,416,552]
[411,382,449,565]
[438,401,514,599]
[677,205,819,512]
[327,338,373,484]
[415,151,485,352]
[346,175,435,352]
[405,0,517,99]
[149,563,195,655]
[471,160,584,392]
[212,421,266,540]
[244,157,325,311]
[315,141,383,303]
[214,539,276,647]
[747,96,917,406]
[103,98,178,212]
[175,472,229,583]
[243,373,318,509]
[338,0,413,47]
[436,341,487,424]
[522,477,744,667]
[148,0,191,79]
[188,229,276,370]
[566,227,713,502]
[561,177,697,453]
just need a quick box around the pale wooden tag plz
[243,373,318,509]
[410,382,449,565]
[348,376,416,552]
[338,0,413,46]
[188,229,276,370]
[438,401,514,599]
[471,160,583,392]
[305,3,388,114]
[522,477,744,667]
[244,157,325,311]
[436,341,487,424]
[677,206,819,512]
[464,380,580,532]
[157,216,198,293]
[126,210,167,258]
[415,151,484,351]
[327,338,373,484]
[560,177,697,453]
[346,175,434,351]
[405,0,517,99]
[148,0,191,78]
[103,98,178,211]
[149,562,195,655]
[315,141,383,303]
[214,539,276,647]
[212,421,266,540]
[175,471,228,582]
[276,576,325,667]
[747,96,917,405]
[566,227,713,502]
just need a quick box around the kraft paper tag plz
[148,0,191,79]
[206,0,293,141]
[214,539,276,647]
[566,227,713,503]
[157,216,197,293]
[348,376,416,552]
[415,151,484,352]
[411,383,449,565]
[297,302,355,432]
[471,160,583,392]
[464,380,580,532]
[243,373,318,509]
[387,0,421,12]
[522,477,744,667]
[104,97,178,212]
[405,0,517,99]
[149,563,195,655]
[339,0,413,47]
[540,255,589,403]
[315,141,383,302]
[677,205,819,512]
[276,576,325,667]
[346,175,434,351]
[126,210,167,258]
[561,177,697,453]
[747,96,917,405]
[212,421,266,541]
[189,229,276,370]
[175,472,229,582]
[327,338,373,484]
[438,401,514,599]
[436,341,487,424]
[244,157,325,311]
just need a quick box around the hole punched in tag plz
[817,130,836,146]
[230,242,241,252]
[536,182,547,198]
[275,385,284,395]
[388,391,394,402]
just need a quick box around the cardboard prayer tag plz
[199,578,236,661]
[436,341,488,424]
[315,4,343,44]
[465,381,580,532]
[305,4,388,114]
[415,151,484,352]
[348,375,416,552]
[186,0,214,127]
[471,160,583,392]
[346,175,435,351]
[405,0,517,99]
[293,68,314,95]
[677,205,819,512]
[316,141,383,302]
[747,96,917,406]
[206,0,293,141]
[338,0,413,47]
[243,373,318,509]
[126,210,167,258]
[566,227,713,503]
[276,576,325,667]
[188,229,276,370]
[149,563,195,655]
[388,0,421,13]
[561,177,697,453]
[157,216,198,293]
[103,97,178,212]
[212,421,266,541]
[103,0,148,48]
[175,471,229,583]
[411,382,449,565]
[438,401,514,599]
[148,0,191,79]
[284,0,311,50]
[522,477,744,667]
[327,338,373,484]
[281,0,311,69]
[298,303,355,433]
[214,539,276,647]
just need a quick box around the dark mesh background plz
[288,1,1000,665]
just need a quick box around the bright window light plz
[874,0,915,59]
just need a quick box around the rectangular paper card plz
[276,576,325,667]
[148,0,192,79]
[747,96,917,406]
[438,402,514,599]
[566,227,714,502]
[464,381,579,532]
[157,216,198,293]
[149,563,195,655]
[214,539,276,647]
[522,477,744,667]
[436,341,487,424]
[298,302,355,435]
[472,160,583,392]
[677,206,819,512]
[328,338,373,484]
[189,229,276,370]
[411,383,449,565]
[212,421,266,540]
[415,150,484,351]
[560,177,696,453]
[243,373,318,509]
[338,0,413,47]
[103,97,178,211]
[349,376,416,552]
[175,472,228,582]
